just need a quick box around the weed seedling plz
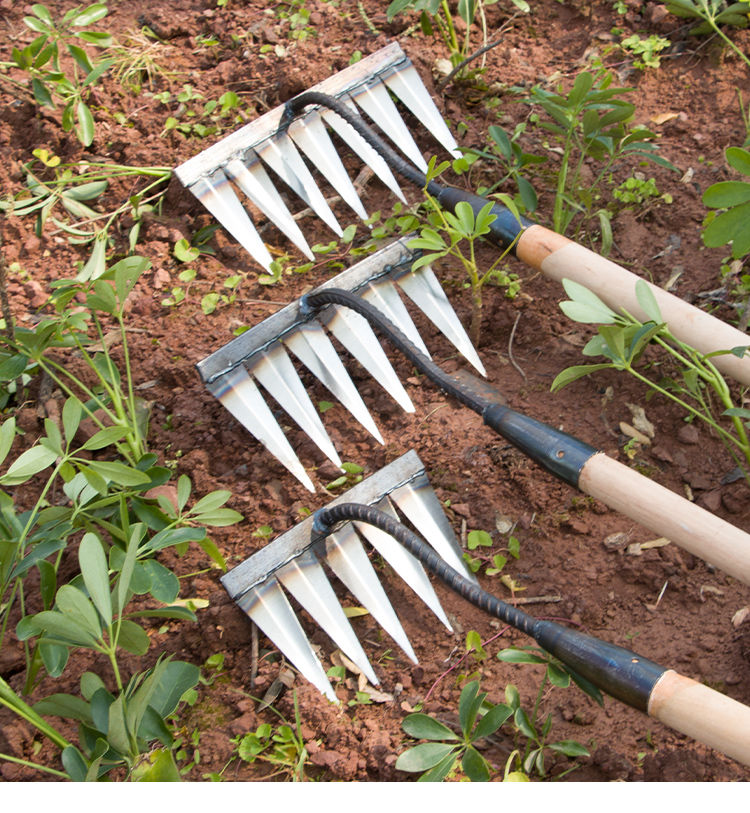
[497,647,597,778]
[619,33,671,70]
[396,679,514,781]
[233,691,311,781]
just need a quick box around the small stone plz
[697,489,721,512]
[676,424,700,444]
[603,531,630,551]
[649,4,670,24]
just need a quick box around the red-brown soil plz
[1,0,749,783]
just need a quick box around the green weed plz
[386,0,530,81]
[663,1,750,69]
[524,70,677,242]
[552,278,750,482]
[0,257,240,780]
[409,158,521,346]
[4,3,113,146]
[619,33,671,70]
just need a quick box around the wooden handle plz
[578,453,750,585]
[648,670,750,766]
[516,226,750,387]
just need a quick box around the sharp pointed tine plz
[349,81,428,172]
[355,497,452,631]
[325,525,418,663]
[319,304,415,414]
[247,344,342,468]
[388,473,477,584]
[384,65,462,159]
[255,135,342,236]
[276,550,379,686]
[289,111,368,220]
[206,367,315,492]
[361,278,430,357]
[189,170,273,270]
[321,108,406,203]
[283,322,384,444]
[225,157,314,260]
[396,264,486,376]
[236,578,338,703]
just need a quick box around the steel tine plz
[388,472,476,583]
[190,170,273,271]
[236,577,338,703]
[225,157,314,260]
[288,111,368,221]
[361,278,430,357]
[321,108,406,203]
[318,304,415,414]
[247,343,342,469]
[254,134,342,236]
[383,64,462,159]
[395,264,487,376]
[324,524,418,664]
[276,549,379,686]
[283,321,384,444]
[349,80,428,172]
[206,366,315,492]
[355,496,452,631]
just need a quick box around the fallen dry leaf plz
[650,111,679,125]
[732,607,749,627]
[640,537,670,550]
[626,403,655,439]
[620,422,651,445]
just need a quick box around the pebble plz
[676,424,700,444]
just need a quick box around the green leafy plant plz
[619,33,671,69]
[1,151,171,255]
[386,0,530,80]
[274,0,316,41]
[462,528,521,580]
[525,70,677,241]
[158,86,249,139]
[496,647,597,778]
[702,146,750,259]
[0,255,241,780]
[552,278,750,482]
[5,3,113,146]
[462,122,543,214]
[612,175,673,219]
[409,159,521,346]
[396,679,514,781]
[325,461,364,490]
[663,1,750,69]
[233,692,311,781]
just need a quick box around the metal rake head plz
[222,450,470,702]
[174,42,459,271]
[197,237,485,492]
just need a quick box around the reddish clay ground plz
[1,0,749,782]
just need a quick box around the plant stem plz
[0,752,68,778]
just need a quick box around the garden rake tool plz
[223,451,750,767]
[197,237,750,585]
[175,42,750,388]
